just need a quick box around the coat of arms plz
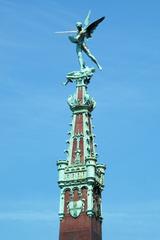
[68,200,84,218]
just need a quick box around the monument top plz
[55,11,105,84]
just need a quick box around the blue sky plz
[0,0,160,239]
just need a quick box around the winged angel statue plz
[55,11,105,71]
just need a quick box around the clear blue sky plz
[0,0,160,239]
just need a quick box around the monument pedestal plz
[59,214,102,240]
[57,69,106,240]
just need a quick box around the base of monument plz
[64,67,95,85]
[59,214,102,240]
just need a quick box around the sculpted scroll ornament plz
[67,94,78,108]
[84,93,96,109]
[67,93,96,111]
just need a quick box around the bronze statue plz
[55,11,105,71]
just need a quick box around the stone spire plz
[57,68,106,240]
[66,74,96,165]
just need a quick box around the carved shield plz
[68,200,83,218]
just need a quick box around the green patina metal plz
[56,11,106,221]
[56,11,105,72]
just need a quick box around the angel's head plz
[76,21,83,31]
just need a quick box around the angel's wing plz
[85,16,105,39]
[84,10,91,28]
